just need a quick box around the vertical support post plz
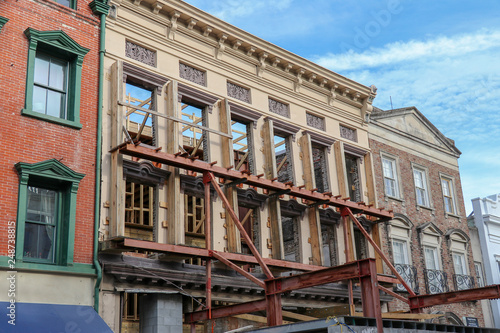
[203,172,212,319]
[265,279,283,327]
[219,99,240,253]
[358,259,383,333]
[299,133,323,265]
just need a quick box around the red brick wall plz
[370,138,484,325]
[0,0,100,264]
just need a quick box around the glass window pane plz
[56,0,71,7]
[33,86,47,114]
[49,59,67,91]
[46,90,65,118]
[425,247,438,270]
[24,223,55,261]
[34,54,50,85]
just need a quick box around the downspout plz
[90,0,109,312]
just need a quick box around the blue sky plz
[186,0,500,215]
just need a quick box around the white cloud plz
[316,29,500,71]
[315,29,500,215]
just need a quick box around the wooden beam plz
[262,118,284,260]
[299,133,322,266]
[118,143,394,219]
[166,80,183,245]
[117,238,325,271]
[281,310,318,322]
[118,101,232,138]
[333,141,347,198]
[220,99,240,253]
[186,299,267,323]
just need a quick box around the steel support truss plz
[116,142,392,332]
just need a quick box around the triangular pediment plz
[15,159,84,183]
[371,107,461,156]
[24,28,89,58]
[417,221,443,236]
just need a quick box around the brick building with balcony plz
[369,106,484,326]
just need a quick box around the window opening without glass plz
[125,82,155,146]
[274,134,291,183]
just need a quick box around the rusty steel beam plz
[265,260,365,295]
[378,285,410,304]
[185,299,267,323]
[409,284,500,311]
[204,176,212,318]
[343,208,417,297]
[211,251,265,288]
[206,172,274,279]
[119,144,393,219]
[358,259,383,333]
[118,238,324,271]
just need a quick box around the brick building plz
[369,107,484,326]
[0,0,111,330]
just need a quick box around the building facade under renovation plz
[97,0,392,331]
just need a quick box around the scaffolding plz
[108,89,500,333]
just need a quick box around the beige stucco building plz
[97,0,390,331]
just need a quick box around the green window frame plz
[22,28,89,129]
[15,159,84,267]
[55,0,77,9]
[0,16,8,32]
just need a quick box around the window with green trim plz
[15,159,84,267]
[0,16,8,31]
[55,0,77,9]
[22,28,89,129]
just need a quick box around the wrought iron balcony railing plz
[453,274,475,291]
[424,269,448,294]
[394,263,419,293]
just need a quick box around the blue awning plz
[0,302,113,332]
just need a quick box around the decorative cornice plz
[237,187,268,209]
[15,159,85,183]
[319,208,340,224]
[89,0,110,16]
[123,160,170,187]
[123,61,168,94]
[303,130,335,150]
[178,83,218,113]
[110,0,371,122]
[266,116,300,140]
[229,102,261,128]
[280,199,307,217]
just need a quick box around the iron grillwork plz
[453,274,475,291]
[424,269,448,294]
[394,263,419,293]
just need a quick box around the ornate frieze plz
[227,82,251,103]
[268,98,289,118]
[125,41,156,67]
[306,113,325,131]
[340,125,357,142]
[179,63,206,86]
